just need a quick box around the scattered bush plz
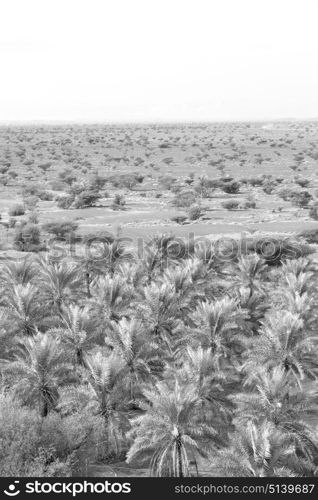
[172,190,196,208]
[222,200,240,210]
[56,195,74,209]
[188,205,202,220]
[290,190,312,208]
[171,215,187,224]
[111,193,126,210]
[73,190,100,209]
[240,199,256,209]
[158,175,177,190]
[309,202,318,220]
[299,228,318,243]
[9,204,25,217]
[221,180,240,194]
[43,221,79,241]
[13,222,42,252]
[295,177,310,188]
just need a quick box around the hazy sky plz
[0,0,317,122]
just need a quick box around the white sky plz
[0,0,317,122]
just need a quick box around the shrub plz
[111,194,126,210]
[277,187,312,206]
[309,202,318,220]
[43,221,79,241]
[295,177,310,188]
[39,190,53,201]
[24,196,39,211]
[240,199,256,209]
[159,175,177,190]
[88,173,107,191]
[188,205,202,220]
[28,211,39,224]
[172,190,196,208]
[263,180,277,194]
[59,169,76,185]
[0,394,98,477]
[171,215,187,224]
[193,178,222,197]
[73,190,100,209]
[245,235,313,265]
[22,184,53,201]
[277,187,294,201]
[9,204,25,217]
[0,165,9,174]
[221,180,240,194]
[289,190,312,208]
[38,162,52,172]
[108,173,140,189]
[8,217,17,228]
[56,195,74,209]
[222,200,240,210]
[13,222,42,252]
[298,228,318,243]
[50,180,67,191]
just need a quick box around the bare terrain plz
[1,121,318,253]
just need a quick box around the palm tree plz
[234,286,269,336]
[191,297,246,360]
[163,264,203,316]
[283,271,314,297]
[232,254,267,298]
[103,239,133,276]
[37,257,82,314]
[175,346,233,442]
[138,282,181,350]
[245,311,318,383]
[194,240,225,276]
[109,317,153,400]
[210,421,298,477]
[232,366,318,459]
[2,333,74,417]
[117,261,147,290]
[82,352,128,456]
[75,253,106,298]
[281,257,317,278]
[0,257,36,287]
[2,283,46,336]
[90,275,133,325]
[140,234,176,283]
[127,380,215,476]
[50,304,102,365]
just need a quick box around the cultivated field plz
[1,121,318,477]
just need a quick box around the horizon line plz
[1,117,318,126]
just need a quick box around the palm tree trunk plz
[85,272,91,298]
[41,397,48,418]
[176,438,183,477]
[103,410,110,457]
[77,347,83,366]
